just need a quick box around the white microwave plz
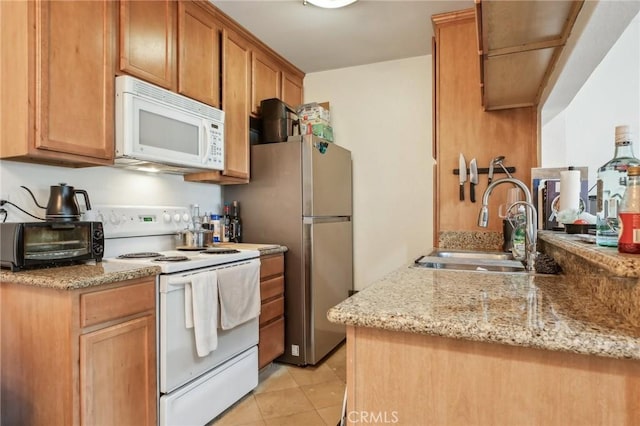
[115,75,225,174]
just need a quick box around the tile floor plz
[210,342,346,426]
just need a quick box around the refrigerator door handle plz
[303,216,351,224]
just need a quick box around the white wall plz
[542,13,640,191]
[304,56,433,291]
[0,161,222,222]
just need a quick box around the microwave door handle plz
[201,122,211,164]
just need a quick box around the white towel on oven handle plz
[184,271,219,357]
[217,258,261,330]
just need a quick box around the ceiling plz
[211,0,473,73]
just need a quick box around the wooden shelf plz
[476,0,584,110]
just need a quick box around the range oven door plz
[158,263,259,394]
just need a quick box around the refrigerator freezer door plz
[304,217,353,364]
[302,137,352,217]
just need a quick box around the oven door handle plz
[166,270,217,291]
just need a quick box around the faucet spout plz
[477,178,537,272]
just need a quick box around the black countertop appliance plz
[260,98,299,143]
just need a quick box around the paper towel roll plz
[559,170,581,212]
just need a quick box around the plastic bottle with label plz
[210,214,221,244]
[618,165,640,253]
[596,125,640,246]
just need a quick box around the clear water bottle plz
[618,166,640,253]
[596,125,640,246]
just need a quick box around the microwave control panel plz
[205,122,224,170]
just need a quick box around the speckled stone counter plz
[328,265,640,360]
[538,230,640,277]
[0,262,160,290]
[219,243,287,257]
[539,230,640,327]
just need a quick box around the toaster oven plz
[0,222,104,271]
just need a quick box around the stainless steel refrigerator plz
[225,135,353,365]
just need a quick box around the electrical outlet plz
[291,345,299,357]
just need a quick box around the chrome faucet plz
[477,178,538,272]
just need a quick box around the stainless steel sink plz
[426,249,515,261]
[414,249,526,273]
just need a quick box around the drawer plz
[260,254,284,279]
[260,275,284,302]
[258,317,284,368]
[259,296,284,325]
[81,279,155,328]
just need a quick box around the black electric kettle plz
[22,183,92,221]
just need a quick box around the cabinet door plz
[251,49,281,115]
[120,0,176,89]
[222,28,251,180]
[178,1,220,107]
[80,314,157,426]
[281,71,303,109]
[36,0,115,160]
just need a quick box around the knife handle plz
[459,184,465,201]
[470,183,476,203]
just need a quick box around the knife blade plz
[470,158,478,203]
[459,153,467,201]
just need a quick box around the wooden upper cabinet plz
[282,71,304,109]
[119,0,177,90]
[252,49,281,115]
[185,26,251,184]
[221,28,251,181]
[0,0,115,165]
[476,0,584,110]
[178,1,221,107]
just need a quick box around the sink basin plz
[426,249,515,260]
[414,249,526,273]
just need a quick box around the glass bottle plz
[596,125,640,246]
[222,203,231,243]
[230,200,242,243]
[618,166,640,253]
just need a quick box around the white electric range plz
[93,205,261,426]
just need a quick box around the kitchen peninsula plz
[328,231,640,425]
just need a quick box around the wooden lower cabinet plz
[347,326,640,425]
[258,253,285,368]
[1,277,157,426]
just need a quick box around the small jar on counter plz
[618,165,640,253]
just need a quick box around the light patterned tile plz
[317,404,344,426]
[263,410,326,426]
[254,387,314,419]
[255,363,298,394]
[324,344,346,383]
[211,394,263,426]
[300,380,346,410]
[286,363,340,387]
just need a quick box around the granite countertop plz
[538,230,640,277]
[0,262,160,290]
[219,243,288,256]
[328,265,640,360]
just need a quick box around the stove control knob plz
[182,213,190,223]
[173,213,181,223]
[163,212,172,223]
[109,212,120,225]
